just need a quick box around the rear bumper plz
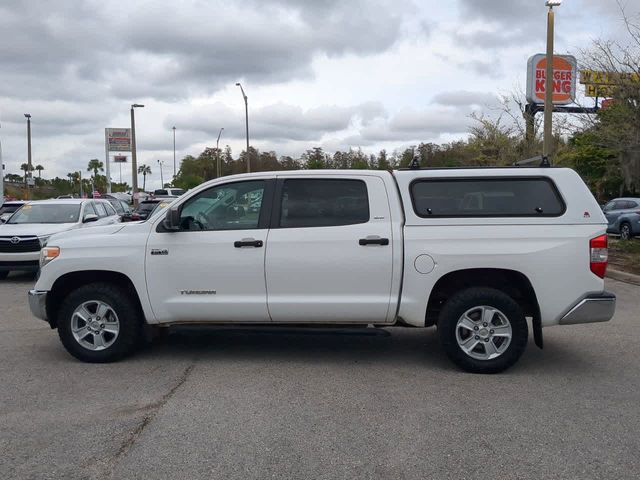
[28,290,48,322]
[559,292,616,325]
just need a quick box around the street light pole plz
[157,159,164,189]
[130,104,144,206]
[216,127,224,178]
[236,83,250,173]
[24,114,32,199]
[543,0,561,163]
[172,126,176,179]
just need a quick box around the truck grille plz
[0,236,41,253]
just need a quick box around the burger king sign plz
[526,54,577,105]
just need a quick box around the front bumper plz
[0,260,39,272]
[28,290,48,322]
[559,292,616,325]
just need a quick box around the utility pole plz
[172,126,176,179]
[130,104,144,206]
[105,129,111,194]
[216,127,224,178]
[24,114,32,199]
[543,0,561,163]
[157,159,164,189]
[236,83,250,173]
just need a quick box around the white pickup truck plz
[29,168,616,373]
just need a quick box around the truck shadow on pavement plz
[140,326,456,371]
[130,326,597,375]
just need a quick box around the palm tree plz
[35,165,44,178]
[20,163,33,182]
[138,164,152,191]
[87,159,104,178]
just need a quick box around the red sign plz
[526,54,577,105]
[601,99,615,109]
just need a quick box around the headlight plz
[39,236,51,247]
[40,247,60,268]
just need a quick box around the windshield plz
[7,204,81,224]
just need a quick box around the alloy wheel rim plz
[455,305,512,361]
[70,300,120,351]
[621,225,630,240]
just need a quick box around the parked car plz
[0,199,120,278]
[29,168,616,373]
[0,201,26,223]
[130,198,175,221]
[153,188,185,198]
[603,197,640,240]
[104,196,133,221]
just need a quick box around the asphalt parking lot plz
[1,274,639,480]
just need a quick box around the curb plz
[607,268,640,286]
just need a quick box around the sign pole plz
[542,5,555,163]
[105,129,111,194]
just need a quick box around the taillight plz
[590,234,608,278]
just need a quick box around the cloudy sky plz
[0,0,636,189]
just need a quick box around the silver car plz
[604,197,640,240]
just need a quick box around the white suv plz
[0,199,120,278]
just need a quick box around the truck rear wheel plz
[438,287,528,374]
[57,283,142,363]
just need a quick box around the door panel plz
[265,176,394,323]
[146,228,269,323]
[145,179,273,323]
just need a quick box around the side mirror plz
[163,207,181,231]
[0,217,6,224]
[83,214,99,223]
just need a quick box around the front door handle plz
[234,238,263,248]
[359,236,389,246]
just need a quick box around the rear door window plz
[103,202,117,216]
[94,202,108,217]
[278,179,369,228]
[411,177,565,217]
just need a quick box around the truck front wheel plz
[57,283,142,363]
[438,287,528,374]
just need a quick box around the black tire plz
[438,287,528,374]
[620,222,632,241]
[0,271,8,280]
[57,283,142,363]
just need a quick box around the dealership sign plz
[105,128,131,152]
[526,54,577,105]
[113,155,128,163]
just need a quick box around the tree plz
[558,131,620,200]
[87,159,104,182]
[303,147,329,169]
[137,164,152,191]
[577,3,640,194]
[35,165,44,178]
[468,114,519,166]
[20,163,33,182]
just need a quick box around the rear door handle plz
[234,238,263,248]
[359,236,389,246]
